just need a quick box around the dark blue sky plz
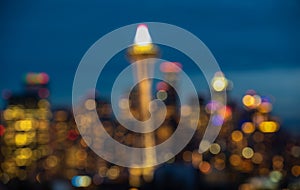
[1,0,300,131]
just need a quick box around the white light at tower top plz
[134,24,152,45]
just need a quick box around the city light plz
[209,143,221,155]
[211,72,228,92]
[71,175,92,187]
[0,71,298,190]
[231,130,243,142]
[258,121,279,133]
[241,122,255,134]
[0,25,299,190]
[25,72,49,85]
[242,147,254,159]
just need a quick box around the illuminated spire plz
[127,24,159,62]
[134,24,152,45]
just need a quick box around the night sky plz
[1,0,300,132]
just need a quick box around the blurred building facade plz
[0,70,300,190]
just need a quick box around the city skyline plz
[1,1,300,189]
[1,0,299,133]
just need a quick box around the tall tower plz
[126,24,160,187]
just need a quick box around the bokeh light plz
[242,147,254,159]
[231,130,243,142]
[241,122,255,134]
[258,121,279,133]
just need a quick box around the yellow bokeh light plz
[20,120,32,131]
[212,78,227,92]
[231,130,243,142]
[241,122,255,134]
[157,126,172,141]
[142,167,154,182]
[3,109,13,120]
[16,120,33,131]
[242,95,255,108]
[242,147,254,159]
[16,148,32,160]
[15,134,28,146]
[75,149,87,161]
[156,90,167,101]
[3,106,25,121]
[15,157,29,166]
[107,166,120,180]
[129,168,142,176]
[84,99,96,110]
[258,121,279,133]
[46,155,59,168]
[291,165,300,177]
[98,167,108,177]
[132,44,154,54]
[209,143,221,155]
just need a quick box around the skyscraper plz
[1,72,51,182]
